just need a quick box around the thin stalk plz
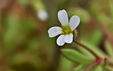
[73,39,100,59]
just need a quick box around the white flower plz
[48,9,80,46]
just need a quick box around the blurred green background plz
[0,0,113,71]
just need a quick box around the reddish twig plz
[84,58,103,71]
[89,18,113,47]
[73,39,100,59]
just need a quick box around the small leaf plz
[27,38,40,51]
[74,64,88,71]
[105,65,113,71]
[93,65,103,71]
[104,40,113,57]
[61,49,94,64]
[3,15,20,49]
[19,0,28,5]
[75,45,95,59]
[89,29,103,45]
[57,56,74,71]
[20,18,35,34]
[78,41,105,59]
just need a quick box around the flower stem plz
[73,39,100,59]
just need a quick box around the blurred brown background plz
[0,0,113,71]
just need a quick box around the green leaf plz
[3,15,20,49]
[75,45,95,59]
[105,65,113,71]
[74,64,88,71]
[27,38,40,51]
[78,41,105,59]
[57,56,74,71]
[109,0,113,28]
[20,18,35,34]
[93,65,103,71]
[104,40,113,57]
[61,49,94,64]
[33,0,45,10]
[19,0,28,5]
[89,29,103,45]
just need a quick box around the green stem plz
[73,39,100,59]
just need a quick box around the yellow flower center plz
[62,25,73,35]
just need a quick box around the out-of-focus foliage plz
[0,0,113,71]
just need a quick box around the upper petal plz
[64,34,73,43]
[57,35,65,46]
[48,26,62,38]
[69,15,80,30]
[58,10,68,25]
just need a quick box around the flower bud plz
[74,30,78,38]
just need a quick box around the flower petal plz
[69,15,80,30]
[57,35,65,46]
[64,34,73,43]
[58,10,68,25]
[48,26,62,38]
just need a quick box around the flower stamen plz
[62,25,73,35]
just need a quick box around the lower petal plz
[64,34,73,43]
[48,26,62,38]
[57,35,65,46]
